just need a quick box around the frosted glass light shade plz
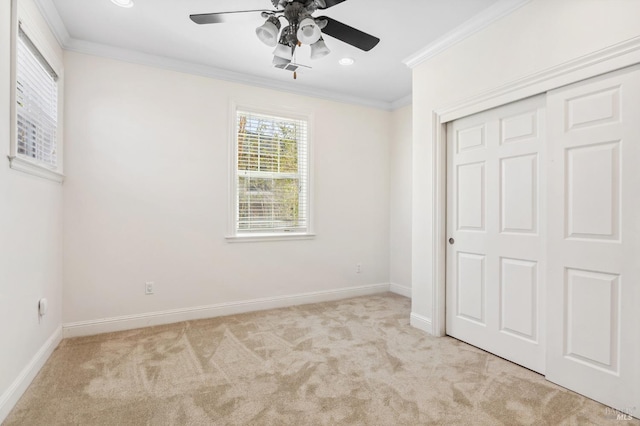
[273,56,290,66]
[256,20,280,47]
[310,39,330,60]
[273,43,293,60]
[297,18,321,45]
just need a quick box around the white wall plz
[62,51,392,326]
[0,0,63,420]
[411,0,640,327]
[389,105,412,295]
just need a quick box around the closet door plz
[446,95,546,374]
[546,66,640,414]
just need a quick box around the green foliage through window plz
[236,110,308,233]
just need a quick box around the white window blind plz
[235,110,309,234]
[16,26,58,168]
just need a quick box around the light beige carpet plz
[4,293,636,425]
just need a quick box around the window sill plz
[8,155,64,183]
[226,233,316,243]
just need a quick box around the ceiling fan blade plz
[319,17,380,51]
[317,0,348,9]
[190,10,275,25]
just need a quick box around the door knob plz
[449,238,455,245]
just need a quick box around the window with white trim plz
[15,26,58,169]
[9,5,63,183]
[232,108,311,238]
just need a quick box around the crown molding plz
[32,0,70,46]
[391,94,412,110]
[32,0,406,111]
[436,35,640,123]
[403,0,531,69]
[65,38,395,110]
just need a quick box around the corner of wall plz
[389,283,412,298]
[0,326,62,422]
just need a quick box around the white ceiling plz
[38,0,502,109]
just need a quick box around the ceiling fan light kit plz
[310,38,330,60]
[190,0,380,77]
[273,43,294,61]
[273,55,291,66]
[256,16,282,47]
[297,18,321,44]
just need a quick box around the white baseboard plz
[410,312,433,335]
[0,325,62,423]
[63,283,391,338]
[389,282,411,298]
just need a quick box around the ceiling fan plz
[190,0,380,77]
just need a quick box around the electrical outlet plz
[38,298,48,316]
[145,281,154,295]
[356,263,362,274]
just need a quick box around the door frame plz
[428,36,640,337]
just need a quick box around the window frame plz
[226,102,314,242]
[9,1,65,183]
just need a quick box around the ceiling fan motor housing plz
[283,2,306,25]
[273,0,324,9]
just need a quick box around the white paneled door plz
[546,67,640,414]
[446,95,546,374]
[445,67,640,415]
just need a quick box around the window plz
[230,108,312,239]
[16,27,58,167]
[9,16,63,183]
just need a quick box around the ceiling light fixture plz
[110,0,134,8]
[296,17,321,45]
[310,38,330,60]
[255,2,331,71]
[339,57,355,66]
[273,42,293,61]
[256,16,281,47]
[190,0,381,79]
